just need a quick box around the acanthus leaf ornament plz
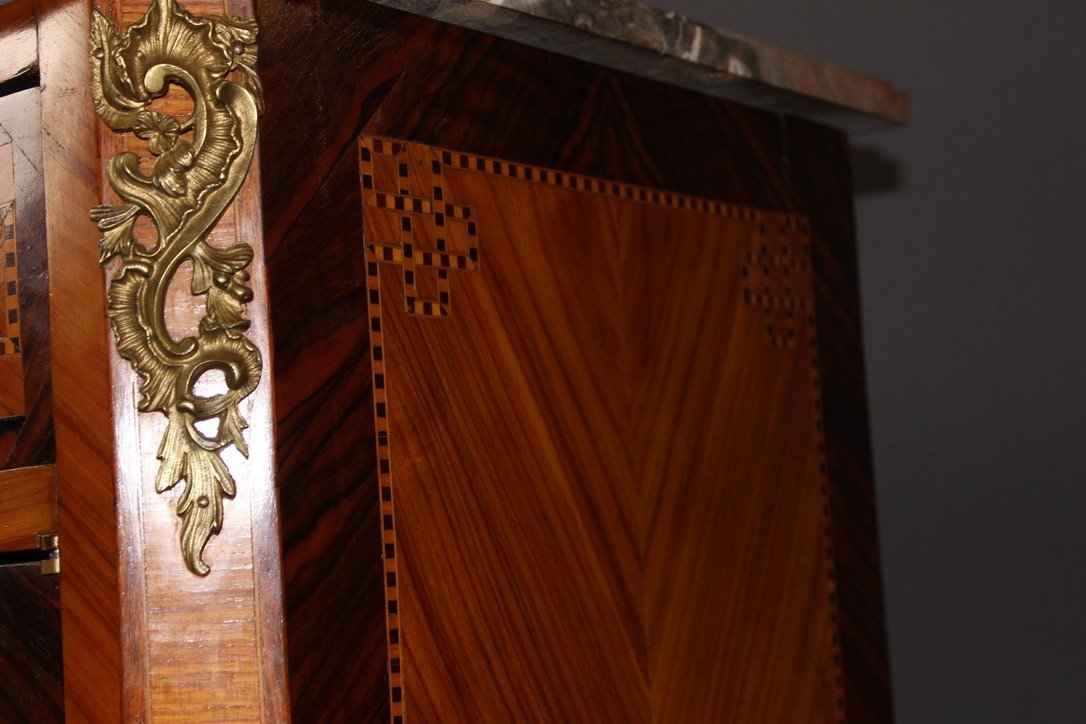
[90,0,263,575]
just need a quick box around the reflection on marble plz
[371,0,907,132]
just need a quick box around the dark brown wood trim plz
[786,116,894,722]
[369,0,908,130]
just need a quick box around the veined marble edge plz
[368,0,908,133]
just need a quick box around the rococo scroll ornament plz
[90,0,263,575]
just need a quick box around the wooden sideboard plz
[0,0,905,720]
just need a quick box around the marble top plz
[371,0,908,132]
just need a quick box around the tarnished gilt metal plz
[90,0,263,575]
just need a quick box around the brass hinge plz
[37,532,59,575]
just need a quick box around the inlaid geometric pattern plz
[0,206,21,357]
[0,134,22,358]
[358,134,842,722]
[740,219,814,349]
[360,138,480,319]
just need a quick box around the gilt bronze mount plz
[90,0,263,575]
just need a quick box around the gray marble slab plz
[369,0,907,132]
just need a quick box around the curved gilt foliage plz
[90,0,263,575]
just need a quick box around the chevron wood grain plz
[356,136,837,721]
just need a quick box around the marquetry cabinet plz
[0,0,905,721]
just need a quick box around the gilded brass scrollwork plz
[90,0,263,575]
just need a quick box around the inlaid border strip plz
[438,148,767,220]
[359,138,406,724]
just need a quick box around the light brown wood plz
[38,0,124,719]
[0,356,24,418]
[256,5,891,714]
[359,136,840,721]
[94,0,289,719]
[32,0,290,716]
[0,0,36,87]
[638,206,838,722]
[0,464,55,551]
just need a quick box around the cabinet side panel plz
[258,1,887,720]
[787,117,893,721]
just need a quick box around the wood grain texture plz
[359,137,837,721]
[0,0,36,88]
[94,0,289,719]
[256,0,791,241]
[0,463,56,551]
[258,2,889,719]
[787,117,894,722]
[257,3,414,719]
[38,0,123,718]
[368,0,908,131]
[0,87,55,470]
[268,147,389,721]
[0,560,64,723]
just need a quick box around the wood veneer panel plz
[257,3,425,718]
[0,560,64,723]
[0,464,55,551]
[359,137,837,721]
[361,141,647,721]
[637,220,841,720]
[259,2,889,719]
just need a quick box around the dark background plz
[656,1,1086,721]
